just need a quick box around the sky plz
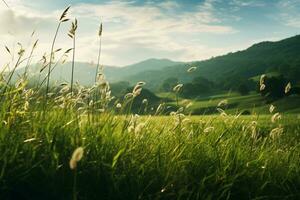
[0,0,300,67]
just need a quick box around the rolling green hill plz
[122,35,300,90]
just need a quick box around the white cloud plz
[0,0,237,68]
[277,0,300,28]
[229,0,266,8]
[155,1,180,11]
[0,9,55,35]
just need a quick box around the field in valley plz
[160,92,300,115]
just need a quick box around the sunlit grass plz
[0,5,299,200]
[0,103,299,199]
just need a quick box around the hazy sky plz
[0,0,299,67]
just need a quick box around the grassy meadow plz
[0,5,300,200]
[0,94,299,199]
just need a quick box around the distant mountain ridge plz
[15,58,182,86]
[104,58,183,82]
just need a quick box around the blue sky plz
[0,0,300,67]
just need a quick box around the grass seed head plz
[137,81,146,86]
[155,103,164,114]
[135,123,145,134]
[270,127,283,140]
[133,85,142,97]
[124,93,134,99]
[60,6,71,21]
[186,102,193,109]
[18,47,25,57]
[98,23,103,37]
[260,84,266,91]
[128,125,135,133]
[68,19,78,38]
[173,84,183,93]
[142,99,148,104]
[204,127,214,133]
[269,104,275,113]
[271,112,281,123]
[285,82,291,94]
[260,74,266,85]
[170,111,176,116]
[70,147,84,170]
[218,99,228,107]
[116,103,122,108]
[259,74,266,91]
[187,66,197,73]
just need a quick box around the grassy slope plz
[0,88,299,200]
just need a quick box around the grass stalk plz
[69,19,78,95]
[94,37,102,84]
[45,6,70,101]
[1,50,23,97]
[93,23,103,108]
[70,37,76,95]
[45,22,62,98]
[73,169,78,200]
[94,23,102,84]
[24,40,38,78]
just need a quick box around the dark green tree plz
[181,76,214,98]
[259,75,288,99]
[237,83,250,95]
[160,77,178,92]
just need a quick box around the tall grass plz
[0,93,299,199]
[0,6,299,200]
